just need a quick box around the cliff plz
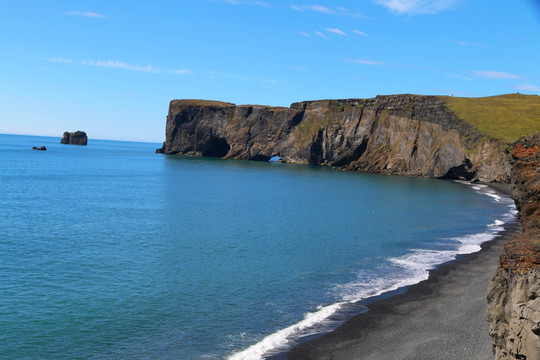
[487,134,540,359]
[158,95,511,182]
[61,131,87,145]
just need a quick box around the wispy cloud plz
[298,31,312,37]
[62,10,106,18]
[291,4,364,18]
[453,40,485,47]
[326,28,347,36]
[349,59,388,66]
[45,57,72,63]
[291,4,333,13]
[445,73,472,81]
[166,69,192,75]
[352,29,368,36]
[314,31,327,38]
[514,84,540,92]
[223,0,273,7]
[44,58,190,75]
[81,60,160,73]
[375,0,456,15]
[472,70,523,80]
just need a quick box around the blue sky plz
[1,0,539,142]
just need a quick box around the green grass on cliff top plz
[441,94,540,143]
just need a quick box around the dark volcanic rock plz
[61,131,87,145]
[158,95,510,182]
[32,146,47,151]
[487,133,540,360]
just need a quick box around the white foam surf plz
[227,302,344,360]
[228,182,517,360]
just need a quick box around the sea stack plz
[61,131,88,145]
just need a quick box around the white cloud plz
[44,57,190,75]
[62,10,106,18]
[291,4,364,17]
[514,84,540,92]
[45,57,72,63]
[298,31,312,37]
[290,4,333,13]
[453,40,485,47]
[375,0,456,15]
[352,29,368,36]
[445,73,472,81]
[326,28,347,36]
[224,0,273,7]
[349,59,387,66]
[166,69,192,75]
[81,60,160,73]
[303,5,334,13]
[472,70,523,80]
[314,31,327,38]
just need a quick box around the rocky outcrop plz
[61,131,87,145]
[487,133,540,359]
[32,146,46,151]
[158,95,510,182]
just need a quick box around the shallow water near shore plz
[0,134,515,359]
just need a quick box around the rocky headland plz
[158,95,510,182]
[61,131,87,145]
[158,94,540,358]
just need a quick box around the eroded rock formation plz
[61,131,87,145]
[487,133,540,359]
[158,95,510,182]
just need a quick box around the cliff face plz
[487,133,540,359]
[158,95,510,182]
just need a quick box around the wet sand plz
[286,219,521,359]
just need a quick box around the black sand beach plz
[283,199,521,359]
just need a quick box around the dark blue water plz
[0,134,515,359]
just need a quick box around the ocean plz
[0,134,516,359]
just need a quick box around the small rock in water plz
[32,146,47,151]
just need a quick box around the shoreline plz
[262,182,518,360]
[279,204,521,359]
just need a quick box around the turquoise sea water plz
[0,134,515,359]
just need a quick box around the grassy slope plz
[441,94,540,143]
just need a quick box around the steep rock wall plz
[487,133,540,359]
[158,95,510,182]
